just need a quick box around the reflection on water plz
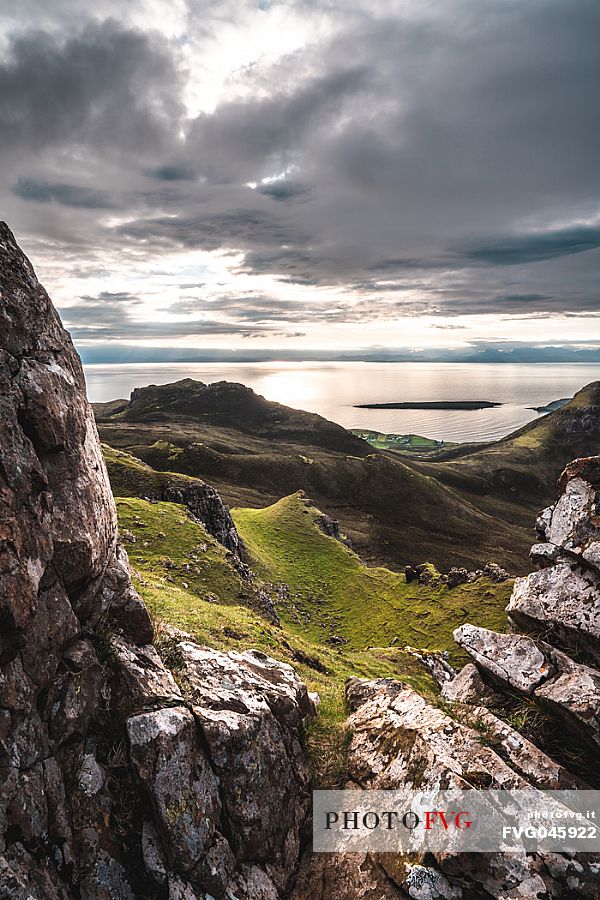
[83,361,600,443]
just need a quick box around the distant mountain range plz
[79,343,600,364]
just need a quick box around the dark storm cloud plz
[184,65,370,184]
[256,180,310,201]
[460,227,600,266]
[118,206,310,255]
[60,291,142,327]
[1,0,599,336]
[167,290,441,325]
[240,249,323,283]
[61,291,283,340]
[148,165,198,182]
[0,19,181,155]
[66,320,285,340]
[13,177,115,209]
[79,291,140,303]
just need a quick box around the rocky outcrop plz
[508,562,600,665]
[0,223,316,899]
[345,676,582,792]
[454,625,600,750]
[454,456,600,756]
[453,626,552,694]
[440,662,494,704]
[405,561,510,587]
[103,377,369,454]
[149,481,245,561]
[296,456,600,898]
[101,445,246,562]
[293,677,596,899]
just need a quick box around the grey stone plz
[110,635,182,711]
[127,706,221,877]
[508,563,600,664]
[582,540,600,569]
[0,223,318,899]
[440,663,494,704]
[405,648,456,688]
[141,819,168,887]
[346,678,530,790]
[546,476,597,547]
[529,542,564,568]
[453,625,552,694]
[173,639,316,894]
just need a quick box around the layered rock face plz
[101,445,246,562]
[295,456,600,899]
[153,480,243,558]
[0,223,316,899]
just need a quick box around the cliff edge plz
[0,223,316,899]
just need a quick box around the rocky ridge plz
[0,223,316,899]
[101,445,246,562]
[293,455,600,898]
[405,561,510,588]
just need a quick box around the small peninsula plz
[354,400,502,410]
[527,397,571,413]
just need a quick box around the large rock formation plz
[294,455,600,899]
[0,223,316,899]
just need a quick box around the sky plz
[1,0,599,360]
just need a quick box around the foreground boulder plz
[294,675,597,899]
[454,625,600,751]
[0,222,316,899]
[454,457,600,756]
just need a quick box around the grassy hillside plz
[96,378,600,573]
[114,491,512,783]
[104,445,202,498]
[405,381,600,523]
[116,497,243,604]
[232,492,512,659]
[96,380,532,572]
[115,495,439,783]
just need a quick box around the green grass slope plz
[97,406,530,572]
[104,445,202,498]
[96,378,600,573]
[114,495,439,784]
[232,492,512,661]
[116,497,243,604]
[114,492,511,784]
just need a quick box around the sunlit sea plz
[83,361,600,443]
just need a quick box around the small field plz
[350,429,456,452]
